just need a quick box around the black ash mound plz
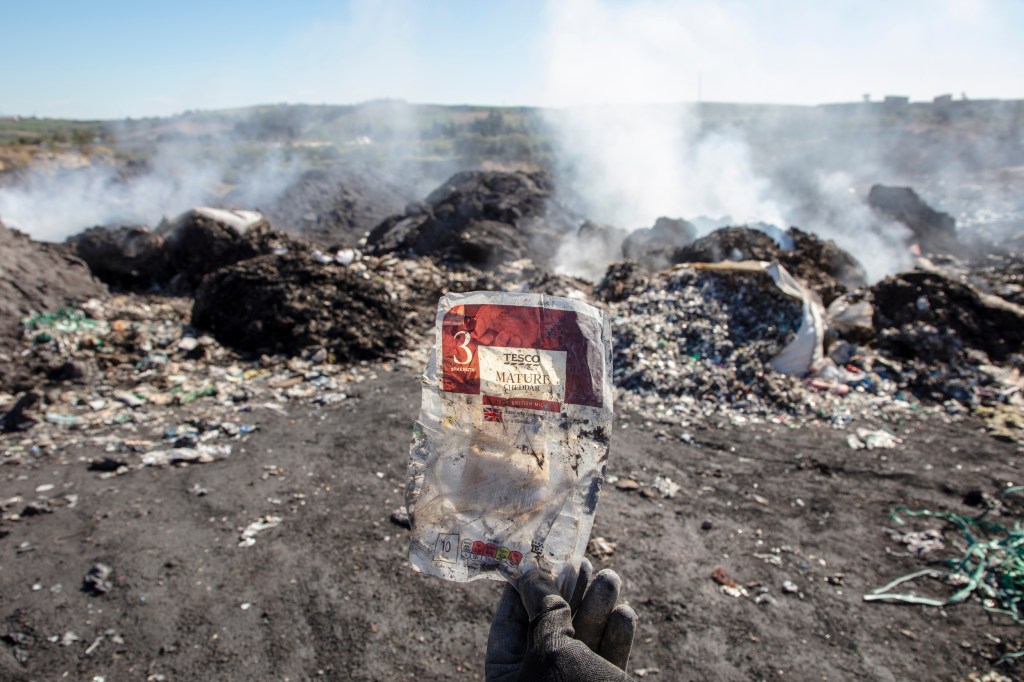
[367,170,576,269]
[192,251,410,362]
[0,217,107,391]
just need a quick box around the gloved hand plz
[486,558,637,681]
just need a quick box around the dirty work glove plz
[486,558,637,681]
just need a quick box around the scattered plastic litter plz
[83,563,113,595]
[887,528,945,556]
[141,444,232,467]
[847,428,903,450]
[711,566,748,598]
[57,631,80,647]
[239,515,283,547]
[867,502,1024,645]
[22,308,100,337]
[588,536,617,558]
[653,475,681,499]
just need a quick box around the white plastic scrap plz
[765,264,825,375]
[889,528,945,556]
[587,536,618,558]
[826,296,874,336]
[653,475,681,499]
[335,248,358,265]
[141,444,232,467]
[239,515,283,547]
[193,207,264,234]
[847,428,902,450]
[720,583,748,598]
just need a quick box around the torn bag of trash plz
[406,292,613,593]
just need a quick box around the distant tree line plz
[430,110,553,164]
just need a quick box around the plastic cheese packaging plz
[405,291,614,593]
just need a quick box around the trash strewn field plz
[3,368,1022,680]
[1,155,1023,680]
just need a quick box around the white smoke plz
[783,171,914,283]
[540,0,917,283]
[0,130,301,241]
[539,0,776,228]
[0,0,429,243]
[546,104,784,230]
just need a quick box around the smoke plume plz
[539,0,920,283]
[0,127,303,241]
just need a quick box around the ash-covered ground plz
[2,102,1024,680]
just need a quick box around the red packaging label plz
[440,303,604,409]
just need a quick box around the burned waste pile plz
[671,225,867,304]
[366,169,577,269]
[2,174,1023,447]
[68,208,302,293]
[868,184,959,254]
[65,224,169,290]
[869,269,1024,405]
[191,250,411,361]
[259,167,411,246]
[599,261,810,420]
[157,208,276,291]
[599,221,1021,434]
[4,147,1024,681]
[0,218,108,392]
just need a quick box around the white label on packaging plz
[477,346,567,405]
[433,533,460,564]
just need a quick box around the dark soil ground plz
[3,367,1023,681]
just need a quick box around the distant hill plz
[3,98,1022,177]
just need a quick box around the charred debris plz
[1,170,1022,461]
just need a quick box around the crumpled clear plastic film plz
[406,292,614,593]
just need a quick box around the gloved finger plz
[568,558,594,613]
[485,582,530,680]
[519,572,576,655]
[519,569,563,620]
[599,603,637,670]
[573,568,621,652]
[492,581,530,633]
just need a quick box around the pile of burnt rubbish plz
[1,170,1022,456]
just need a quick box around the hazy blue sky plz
[1,0,1021,119]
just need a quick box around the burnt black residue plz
[583,476,604,514]
[580,426,609,446]
[570,450,583,475]
[522,445,545,469]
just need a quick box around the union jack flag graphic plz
[483,406,503,423]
